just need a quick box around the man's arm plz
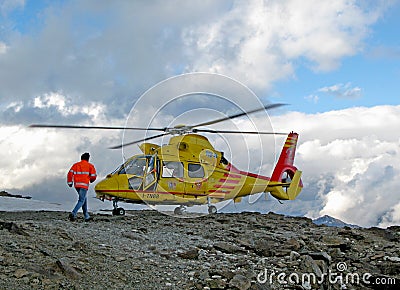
[89,164,97,183]
[67,164,75,187]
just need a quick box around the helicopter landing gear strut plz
[112,199,125,216]
[207,197,217,214]
[174,205,186,215]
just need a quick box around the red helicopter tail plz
[266,132,302,200]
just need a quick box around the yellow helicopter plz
[30,103,303,215]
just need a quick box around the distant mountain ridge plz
[0,190,31,199]
[313,214,360,228]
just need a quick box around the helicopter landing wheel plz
[112,207,125,216]
[112,207,126,216]
[174,206,185,215]
[112,199,125,216]
[208,205,217,214]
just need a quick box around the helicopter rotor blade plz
[190,103,286,129]
[108,133,171,149]
[30,103,287,149]
[29,124,166,131]
[193,129,288,135]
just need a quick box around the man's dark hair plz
[81,152,90,161]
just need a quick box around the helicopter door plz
[159,161,185,193]
[143,156,158,191]
[185,163,207,196]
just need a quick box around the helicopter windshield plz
[118,155,157,190]
[119,156,149,176]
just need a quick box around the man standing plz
[67,152,97,222]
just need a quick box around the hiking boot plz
[68,213,76,222]
[84,217,93,222]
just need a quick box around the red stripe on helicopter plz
[218,179,240,184]
[96,189,210,197]
[239,171,270,181]
[225,163,270,181]
[223,173,242,179]
[96,189,176,195]
[208,190,230,194]
[229,170,270,181]
[214,184,236,189]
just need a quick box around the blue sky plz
[273,1,400,113]
[1,0,400,227]
[1,0,46,34]
[2,0,399,114]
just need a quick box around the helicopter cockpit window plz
[188,163,205,178]
[120,155,158,190]
[162,161,184,178]
[120,158,147,176]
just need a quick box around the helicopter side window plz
[128,177,142,190]
[188,163,205,178]
[162,162,183,178]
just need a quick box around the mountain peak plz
[313,214,360,228]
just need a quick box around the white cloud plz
[319,83,362,99]
[6,101,23,112]
[183,0,384,88]
[0,125,77,189]
[379,202,400,228]
[0,0,25,15]
[270,105,400,227]
[304,94,319,103]
[0,42,7,54]
[33,92,106,120]
[0,0,388,108]
[0,91,127,196]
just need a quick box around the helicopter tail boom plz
[265,132,303,200]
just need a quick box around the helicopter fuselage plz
[94,133,302,207]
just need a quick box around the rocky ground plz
[0,210,399,290]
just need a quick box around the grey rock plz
[56,258,82,279]
[14,268,30,278]
[122,231,147,242]
[213,241,246,254]
[302,255,323,278]
[177,248,199,260]
[229,274,251,290]
[207,276,226,289]
[0,210,399,290]
[384,256,400,262]
[290,250,300,261]
[322,236,351,251]
[308,251,332,263]
[254,239,276,257]
[0,221,29,236]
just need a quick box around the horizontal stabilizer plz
[266,170,302,200]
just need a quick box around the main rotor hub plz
[165,125,192,135]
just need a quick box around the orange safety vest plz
[67,160,97,189]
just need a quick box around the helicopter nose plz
[95,175,119,195]
[94,179,105,192]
